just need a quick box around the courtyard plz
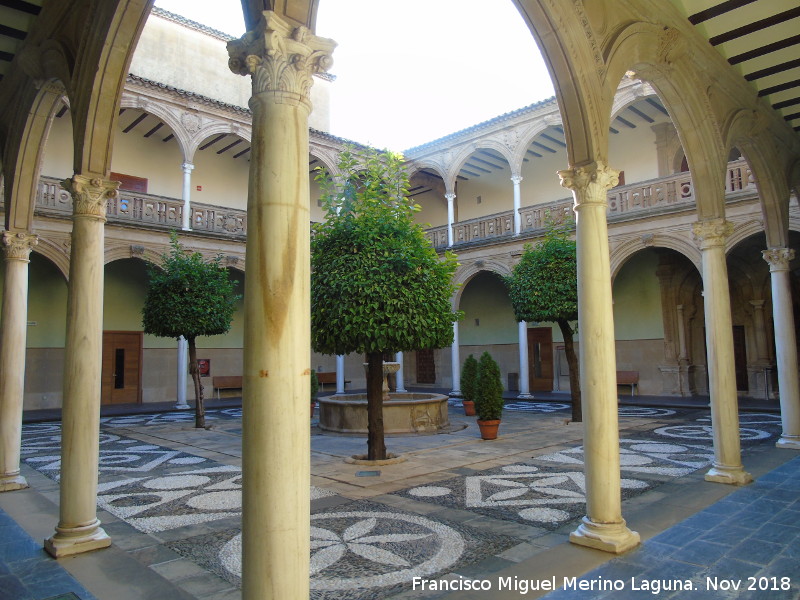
[1,395,798,600]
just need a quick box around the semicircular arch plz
[452,261,512,309]
[611,234,700,281]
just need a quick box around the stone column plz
[228,15,335,600]
[511,174,523,235]
[395,352,407,392]
[450,321,461,396]
[335,354,345,395]
[748,300,770,364]
[45,175,119,557]
[445,192,455,247]
[0,231,38,492]
[763,248,800,448]
[175,336,189,409]
[559,161,639,553]
[693,219,751,484]
[181,162,194,231]
[517,320,532,399]
[676,304,689,363]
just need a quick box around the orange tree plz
[505,219,582,422]
[311,146,461,460]
[142,233,240,428]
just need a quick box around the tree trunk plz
[187,336,205,428]
[366,351,387,460]
[558,319,582,422]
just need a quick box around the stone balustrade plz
[17,160,756,248]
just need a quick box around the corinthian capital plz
[2,231,39,261]
[558,161,619,208]
[762,247,795,272]
[227,11,336,107]
[61,175,119,220]
[692,218,733,250]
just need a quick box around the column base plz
[174,402,191,410]
[517,393,534,400]
[44,519,111,558]
[776,435,800,450]
[449,390,462,398]
[0,474,29,492]
[705,464,753,485]
[569,516,640,554]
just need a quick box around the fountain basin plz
[318,393,449,434]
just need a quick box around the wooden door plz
[732,325,748,392]
[102,331,143,405]
[527,327,554,391]
[416,349,436,384]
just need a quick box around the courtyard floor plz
[1,393,798,600]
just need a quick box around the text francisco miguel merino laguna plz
[413,574,793,595]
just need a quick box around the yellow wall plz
[609,121,660,184]
[40,114,74,179]
[191,142,250,210]
[456,175,511,221]
[110,128,184,199]
[519,150,570,207]
[613,249,664,340]
[414,189,447,228]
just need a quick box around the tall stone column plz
[181,162,194,231]
[450,321,461,396]
[175,336,189,409]
[763,248,800,448]
[395,352,407,392]
[693,219,751,484]
[559,161,639,554]
[228,14,335,600]
[748,300,770,364]
[445,192,455,247]
[335,354,345,395]
[511,174,523,235]
[45,175,119,557]
[0,231,38,492]
[517,320,532,399]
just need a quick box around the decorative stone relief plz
[762,248,794,272]
[227,12,335,107]
[692,219,733,250]
[181,112,201,134]
[225,255,240,267]
[130,245,146,258]
[641,233,655,247]
[1,231,39,261]
[61,176,120,220]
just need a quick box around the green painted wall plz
[458,271,518,345]
[613,249,664,340]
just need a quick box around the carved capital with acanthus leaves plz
[558,161,619,209]
[692,218,733,250]
[227,11,336,109]
[2,231,39,261]
[61,175,120,220]
[762,248,795,272]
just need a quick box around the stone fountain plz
[318,361,449,434]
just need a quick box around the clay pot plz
[477,419,500,440]
[463,400,476,416]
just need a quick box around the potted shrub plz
[310,369,319,417]
[475,351,503,440]
[460,354,478,416]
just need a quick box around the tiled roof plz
[150,6,238,42]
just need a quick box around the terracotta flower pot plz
[477,419,500,440]
[463,400,476,416]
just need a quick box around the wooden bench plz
[316,371,350,391]
[212,375,242,399]
[616,371,639,396]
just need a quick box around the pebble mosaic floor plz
[18,404,785,600]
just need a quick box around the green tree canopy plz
[142,232,241,427]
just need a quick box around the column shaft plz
[229,16,335,599]
[446,192,455,247]
[511,175,522,236]
[176,336,189,409]
[0,232,37,491]
[45,176,118,557]
[181,162,194,231]
[450,321,461,396]
[395,352,407,392]
[560,162,639,554]
[694,219,751,484]
[336,354,345,395]
[517,320,532,398]
[764,249,800,448]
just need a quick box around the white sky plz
[153,0,555,151]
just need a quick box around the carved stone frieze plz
[558,161,619,207]
[2,231,39,261]
[61,175,120,220]
[762,248,795,272]
[227,11,336,108]
[692,218,733,250]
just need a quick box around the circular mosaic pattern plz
[219,511,465,591]
[408,486,452,498]
[187,490,242,511]
[143,474,212,490]
[502,465,540,473]
[518,507,569,523]
[618,453,653,466]
[655,424,772,441]
[629,442,688,454]
[618,407,676,417]
[168,456,207,465]
[620,478,649,489]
